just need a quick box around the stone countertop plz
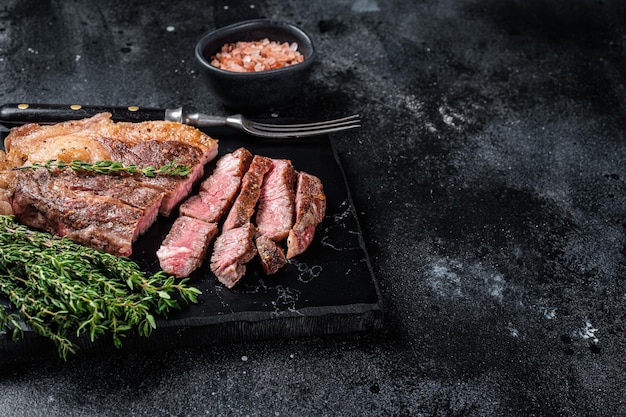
[1,1,625,416]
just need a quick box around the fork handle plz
[0,103,170,124]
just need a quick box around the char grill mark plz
[255,159,296,242]
[222,155,272,231]
[210,223,257,288]
[156,216,218,278]
[179,147,253,223]
[12,170,147,256]
[40,170,164,236]
[286,172,326,259]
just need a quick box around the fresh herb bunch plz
[0,215,201,360]
[13,159,192,177]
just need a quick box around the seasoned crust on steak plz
[255,234,287,275]
[286,172,326,259]
[11,170,147,256]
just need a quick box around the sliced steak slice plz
[179,147,253,222]
[255,159,296,241]
[210,223,257,288]
[11,170,147,256]
[255,234,287,275]
[156,216,218,278]
[222,155,272,231]
[286,172,327,259]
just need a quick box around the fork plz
[0,103,361,138]
[185,112,361,138]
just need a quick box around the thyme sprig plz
[0,215,201,360]
[13,159,192,177]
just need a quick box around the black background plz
[1,1,626,416]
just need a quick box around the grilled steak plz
[255,235,287,275]
[286,172,326,259]
[12,170,148,256]
[210,222,257,288]
[222,155,272,231]
[4,113,219,254]
[255,159,295,241]
[179,147,252,222]
[156,216,218,278]
[37,170,164,236]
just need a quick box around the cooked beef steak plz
[210,223,257,288]
[255,159,295,241]
[4,113,219,254]
[38,170,163,236]
[60,171,158,206]
[12,170,147,256]
[222,155,272,231]
[286,172,326,259]
[179,147,252,222]
[156,216,218,278]
[255,234,287,275]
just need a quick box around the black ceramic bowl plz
[195,19,316,111]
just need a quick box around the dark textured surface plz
[1,1,626,416]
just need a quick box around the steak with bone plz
[286,172,326,259]
[255,159,295,242]
[156,216,218,278]
[179,147,252,222]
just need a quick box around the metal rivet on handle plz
[70,104,82,110]
[17,103,29,109]
[128,106,139,111]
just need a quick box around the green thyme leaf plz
[13,159,192,178]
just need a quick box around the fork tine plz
[250,124,361,138]
[248,115,360,137]
[250,114,361,131]
[251,121,361,134]
[224,113,361,138]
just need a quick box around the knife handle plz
[0,103,168,124]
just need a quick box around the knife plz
[0,102,227,127]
